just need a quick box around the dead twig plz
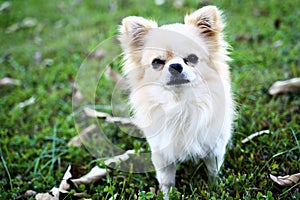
[242,130,270,144]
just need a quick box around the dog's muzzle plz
[167,63,190,86]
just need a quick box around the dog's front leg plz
[151,152,176,197]
[203,151,225,183]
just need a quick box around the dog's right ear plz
[119,16,158,51]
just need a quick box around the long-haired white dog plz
[119,5,234,195]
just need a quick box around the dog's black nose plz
[169,63,183,75]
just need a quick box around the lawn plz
[0,0,299,199]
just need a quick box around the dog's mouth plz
[167,76,190,86]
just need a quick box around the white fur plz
[119,6,234,197]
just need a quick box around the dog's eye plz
[184,54,198,65]
[152,58,165,69]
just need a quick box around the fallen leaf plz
[269,78,300,95]
[150,187,156,194]
[24,190,37,197]
[0,77,21,86]
[242,130,270,144]
[67,124,96,147]
[270,173,300,187]
[273,40,283,48]
[73,192,90,198]
[58,165,72,192]
[5,23,20,34]
[6,17,38,34]
[104,150,135,166]
[83,107,109,118]
[16,189,37,199]
[83,107,134,126]
[35,150,138,199]
[21,17,37,28]
[36,165,99,199]
[42,58,54,67]
[0,1,11,12]
[35,187,59,200]
[70,165,107,185]
[18,96,36,108]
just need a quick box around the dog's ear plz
[119,16,158,51]
[184,6,224,38]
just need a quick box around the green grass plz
[1,0,299,199]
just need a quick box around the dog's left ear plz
[184,6,224,39]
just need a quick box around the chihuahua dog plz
[119,5,234,196]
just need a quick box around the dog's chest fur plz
[131,85,222,163]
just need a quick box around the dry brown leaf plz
[0,77,21,86]
[269,78,300,95]
[242,130,270,144]
[67,124,96,147]
[270,173,300,187]
[83,107,134,126]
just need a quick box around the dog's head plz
[119,6,229,89]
